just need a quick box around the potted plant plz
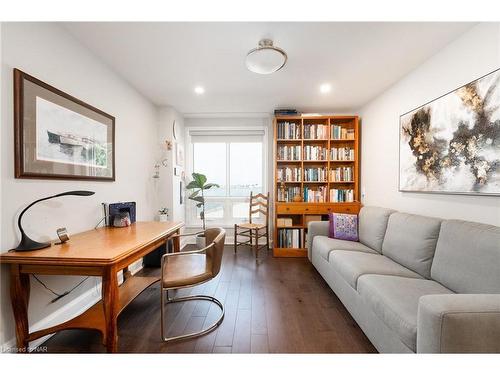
[187,172,219,248]
[158,207,169,222]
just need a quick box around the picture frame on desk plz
[13,68,115,181]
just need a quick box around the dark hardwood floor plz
[42,245,377,353]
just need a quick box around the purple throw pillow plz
[328,213,359,241]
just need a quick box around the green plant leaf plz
[192,172,207,187]
[189,190,199,198]
[186,181,200,189]
[190,196,204,203]
[196,203,203,208]
[203,183,220,190]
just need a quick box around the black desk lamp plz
[15,190,95,251]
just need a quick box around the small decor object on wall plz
[14,69,115,181]
[175,142,184,167]
[399,68,500,196]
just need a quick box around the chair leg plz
[234,224,237,254]
[266,227,270,254]
[161,289,224,342]
[254,229,259,259]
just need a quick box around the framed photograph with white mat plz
[175,142,184,167]
[14,69,115,181]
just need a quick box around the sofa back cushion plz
[358,206,396,253]
[431,220,500,293]
[382,213,442,278]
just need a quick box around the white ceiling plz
[63,22,474,115]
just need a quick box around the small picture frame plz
[175,142,184,167]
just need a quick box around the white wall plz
[0,23,160,347]
[157,107,185,225]
[358,23,500,225]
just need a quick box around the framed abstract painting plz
[399,68,500,196]
[14,69,115,181]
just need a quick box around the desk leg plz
[172,229,181,253]
[10,264,30,352]
[102,266,119,353]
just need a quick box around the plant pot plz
[196,234,206,249]
[158,214,168,222]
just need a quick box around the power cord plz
[32,274,90,303]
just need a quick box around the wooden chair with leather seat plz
[234,192,270,258]
[160,227,226,342]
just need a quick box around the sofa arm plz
[307,221,329,261]
[417,294,500,353]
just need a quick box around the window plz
[187,128,267,227]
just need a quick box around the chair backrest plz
[204,227,226,277]
[249,192,269,224]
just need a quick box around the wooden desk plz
[0,221,183,353]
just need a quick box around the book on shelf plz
[303,145,327,160]
[304,166,327,182]
[277,218,293,227]
[331,125,355,140]
[329,188,354,202]
[274,109,298,116]
[277,228,301,248]
[277,167,301,182]
[330,147,355,161]
[303,124,328,139]
[277,145,301,160]
[278,186,301,202]
[277,121,301,139]
[329,166,353,182]
[303,186,328,203]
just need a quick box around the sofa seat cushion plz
[313,235,377,261]
[329,251,423,289]
[358,275,454,351]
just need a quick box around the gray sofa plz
[308,206,500,353]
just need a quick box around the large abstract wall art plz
[399,68,500,195]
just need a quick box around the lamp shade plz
[246,39,287,75]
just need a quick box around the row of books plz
[274,108,298,116]
[277,167,301,182]
[304,167,327,182]
[330,166,353,182]
[303,145,327,160]
[331,125,355,140]
[277,145,301,160]
[277,186,301,202]
[277,121,301,140]
[303,186,328,202]
[278,187,356,202]
[330,147,355,161]
[277,228,302,248]
[330,189,354,202]
[303,124,328,139]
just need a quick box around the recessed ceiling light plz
[194,86,205,95]
[246,39,287,75]
[320,83,332,94]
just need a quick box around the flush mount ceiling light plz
[246,39,287,75]
[320,83,332,94]
[194,86,205,95]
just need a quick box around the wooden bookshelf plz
[273,115,361,257]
